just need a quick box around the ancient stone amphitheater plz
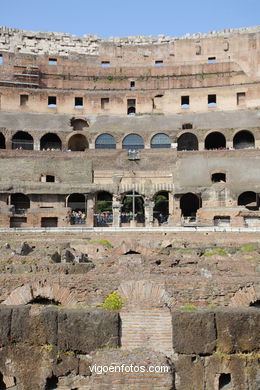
[0,26,259,389]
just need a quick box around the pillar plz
[144,197,154,227]
[112,194,122,227]
[167,192,175,226]
[86,193,95,227]
[172,196,182,225]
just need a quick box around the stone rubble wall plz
[0,25,259,56]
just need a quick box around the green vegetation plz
[181,304,197,311]
[203,248,228,257]
[89,239,113,249]
[207,303,217,310]
[239,243,257,253]
[100,291,124,311]
[41,344,54,352]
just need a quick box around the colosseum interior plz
[0,25,258,390]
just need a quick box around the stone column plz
[167,192,175,226]
[86,193,95,227]
[172,196,182,225]
[144,197,154,227]
[112,194,122,227]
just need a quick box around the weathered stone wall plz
[0,305,258,389]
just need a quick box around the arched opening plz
[233,130,255,149]
[68,134,88,151]
[95,133,116,149]
[67,193,86,225]
[95,191,113,226]
[121,191,144,224]
[122,134,144,150]
[211,173,226,183]
[10,193,30,213]
[71,118,89,131]
[0,133,6,149]
[45,375,58,390]
[12,131,33,150]
[127,106,136,115]
[153,191,169,224]
[151,133,171,149]
[238,191,259,210]
[205,132,226,150]
[180,193,200,219]
[177,133,198,151]
[29,296,60,305]
[219,373,231,389]
[40,133,61,150]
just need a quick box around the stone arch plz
[12,131,34,150]
[177,132,198,151]
[95,133,116,149]
[233,130,255,149]
[122,134,144,150]
[71,118,89,130]
[205,131,226,150]
[238,191,259,210]
[3,281,77,306]
[230,285,260,307]
[40,133,62,150]
[67,133,88,151]
[0,132,6,149]
[150,133,171,148]
[180,193,201,217]
[118,280,173,308]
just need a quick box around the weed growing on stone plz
[100,291,124,310]
[89,239,113,248]
[204,248,228,257]
[181,304,197,311]
[239,243,257,253]
[41,344,54,352]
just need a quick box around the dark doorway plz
[45,375,58,390]
[233,130,255,149]
[121,192,144,224]
[40,133,61,150]
[180,193,200,217]
[238,192,258,210]
[177,133,198,151]
[0,133,5,149]
[41,217,58,227]
[211,173,226,183]
[68,134,88,151]
[11,193,30,213]
[205,132,226,150]
[153,191,169,224]
[219,373,231,389]
[12,131,33,150]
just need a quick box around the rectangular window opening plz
[101,98,109,109]
[237,92,246,106]
[20,94,29,106]
[101,61,110,68]
[208,57,216,64]
[130,81,136,90]
[155,60,164,67]
[182,123,193,130]
[181,96,190,108]
[48,96,57,107]
[208,94,217,107]
[49,58,57,65]
[0,55,2,65]
[75,97,83,108]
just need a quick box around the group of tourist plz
[69,210,86,225]
[95,212,113,225]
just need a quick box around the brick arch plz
[230,285,260,307]
[118,280,173,308]
[3,281,77,306]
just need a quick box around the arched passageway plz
[177,133,198,151]
[153,191,169,224]
[71,118,89,131]
[121,191,144,224]
[95,134,116,149]
[205,132,226,150]
[233,130,255,149]
[151,133,171,149]
[12,131,33,150]
[67,193,86,224]
[68,134,88,151]
[40,133,61,150]
[238,191,259,210]
[0,132,6,149]
[95,191,113,226]
[180,193,200,218]
[10,193,30,213]
[122,134,144,150]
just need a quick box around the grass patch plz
[204,248,228,257]
[89,239,113,249]
[239,243,257,253]
[181,304,197,311]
